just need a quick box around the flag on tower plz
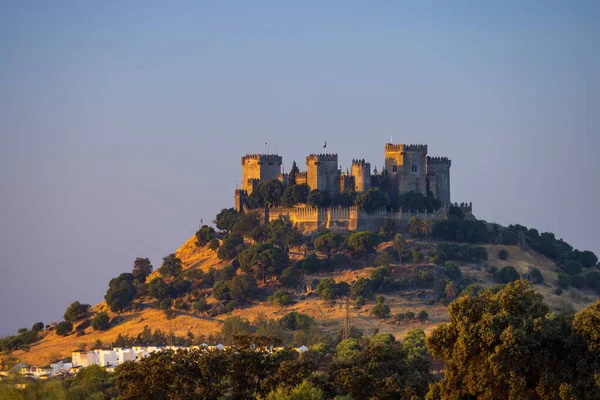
[323,141,327,148]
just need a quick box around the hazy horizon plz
[1,1,599,336]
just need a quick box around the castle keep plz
[235,143,464,232]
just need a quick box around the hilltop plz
[4,213,598,367]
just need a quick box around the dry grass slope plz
[6,237,597,366]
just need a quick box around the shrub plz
[213,280,231,301]
[208,239,220,251]
[64,301,91,322]
[347,231,377,258]
[91,312,110,331]
[525,266,544,285]
[557,273,571,289]
[570,275,586,289]
[31,322,44,333]
[279,312,315,331]
[195,225,216,247]
[229,274,258,303]
[371,297,390,318]
[217,234,244,260]
[444,262,461,280]
[494,266,520,284]
[279,266,302,288]
[192,298,209,313]
[586,271,600,294]
[497,249,509,260]
[269,289,293,307]
[158,298,172,310]
[56,321,73,336]
[418,310,429,321]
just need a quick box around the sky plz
[1,1,599,336]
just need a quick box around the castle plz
[234,143,467,232]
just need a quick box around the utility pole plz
[342,297,351,341]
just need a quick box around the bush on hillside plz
[494,266,520,284]
[91,312,110,331]
[268,289,293,307]
[497,249,509,260]
[56,321,73,336]
[525,266,544,284]
[557,273,571,289]
[64,301,91,322]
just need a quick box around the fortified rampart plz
[256,205,447,233]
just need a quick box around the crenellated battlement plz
[241,154,283,164]
[306,154,338,163]
[351,159,370,167]
[404,144,428,152]
[427,156,451,166]
[385,143,404,152]
[237,141,451,213]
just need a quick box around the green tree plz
[497,248,509,260]
[269,289,293,307]
[214,208,240,232]
[445,281,458,299]
[212,280,231,301]
[354,188,389,212]
[195,225,216,247]
[525,266,544,284]
[314,232,343,260]
[148,277,170,301]
[281,184,309,207]
[91,312,111,331]
[557,273,571,289]
[279,266,302,288]
[218,233,244,260]
[31,322,44,332]
[392,233,406,263]
[334,338,361,360]
[238,242,289,284]
[132,257,153,282]
[288,161,300,186]
[104,273,137,312]
[208,238,220,251]
[267,218,301,252]
[264,380,325,400]
[307,189,330,208]
[221,316,253,344]
[159,254,183,277]
[229,274,258,303]
[56,321,73,336]
[426,280,600,399]
[494,265,520,284]
[371,296,390,318]
[64,301,91,322]
[347,231,376,258]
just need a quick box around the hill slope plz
[6,235,598,366]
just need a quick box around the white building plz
[72,350,98,367]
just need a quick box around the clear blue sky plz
[1,1,598,335]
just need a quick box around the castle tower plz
[339,173,355,193]
[427,156,451,206]
[384,143,428,197]
[351,159,371,193]
[234,189,248,212]
[306,154,339,197]
[241,154,283,194]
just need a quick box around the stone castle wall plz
[257,205,446,233]
[306,154,338,197]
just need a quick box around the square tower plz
[351,159,371,193]
[306,154,339,197]
[384,143,428,197]
[427,156,451,205]
[241,154,283,194]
